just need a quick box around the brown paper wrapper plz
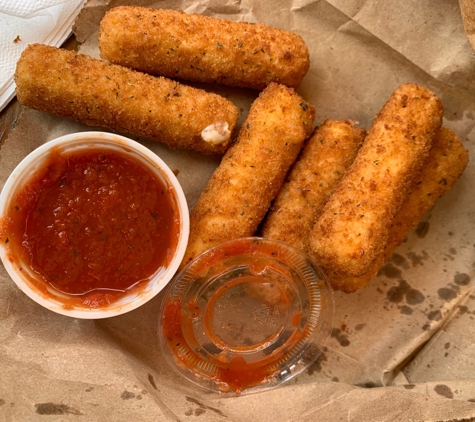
[1,0,475,420]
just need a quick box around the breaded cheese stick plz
[15,44,239,154]
[180,83,315,268]
[308,83,443,277]
[327,127,469,292]
[99,6,310,90]
[261,119,365,251]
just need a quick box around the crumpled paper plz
[0,0,85,112]
[2,0,475,420]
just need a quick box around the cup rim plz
[0,131,190,319]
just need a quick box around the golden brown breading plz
[180,83,315,269]
[261,119,365,251]
[14,44,239,154]
[327,127,469,292]
[99,6,310,90]
[308,83,443,277]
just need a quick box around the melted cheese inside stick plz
[15,44,238,154]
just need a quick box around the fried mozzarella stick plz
[180,83,315,268]
[99,6,310,90]
[308,83,443,277]
[261,119,366,251]
[15,44,239,154]
[327,128,469,292]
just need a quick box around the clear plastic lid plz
[158,237,333,395]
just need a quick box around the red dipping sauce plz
[1,146,180,308]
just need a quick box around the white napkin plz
[0,0,86,113]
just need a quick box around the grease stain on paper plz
[331,328,350,347]
[121,391,135,400]
[434,384,454,399]
[185,397,227,418]
[427,310,442,321]
[390,253,409,269]
[387,280,425,305]
[415,221,429,238]
[0,399,5,406]
[406,250,428,267]
[306,350,328,375]
[378,263,402,279]
[148,373,158,390]
[454,273,471,286]
[438,287,457,302]
[35,403,83,415]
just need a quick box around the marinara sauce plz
[1,147,180,307]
